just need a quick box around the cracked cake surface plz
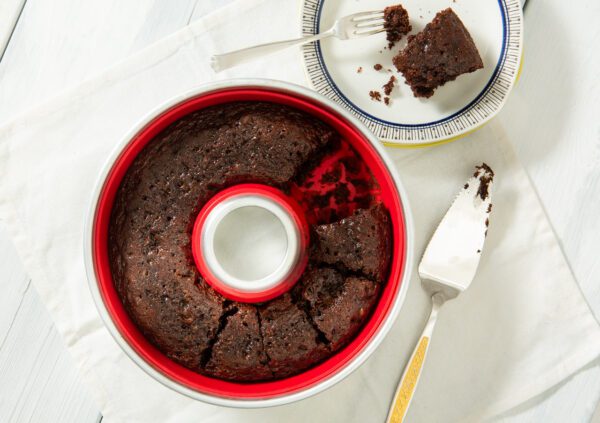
[108,102,393,381]
[298,268,380,350]
[311,203,392,283]
[205,304,272,381]
[258,294,329,379]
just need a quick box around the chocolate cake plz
[259,294,329,378]
[108,102,393,382]
[384,4,411,48]
[205,304,271,381]
[393,8,483,98]
[311,204,392,283]
[298,268,379,350]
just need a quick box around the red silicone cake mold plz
[90,86,408,401]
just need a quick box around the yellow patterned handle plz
[386,294,442,423]
[387,336,430,423]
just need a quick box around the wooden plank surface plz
[0,226,99,422]
[0,0,26,60]
[0,0,225,421]
[0,0,598,422]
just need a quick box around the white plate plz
[301,0,523,146]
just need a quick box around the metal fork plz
[210,10,384,73]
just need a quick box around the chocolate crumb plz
[477,249,481,253]
[369,90,382,101]
[374,64,383,71]
[357,66,363,73]
[485,218,489,227]
[383,76,397,96]
[487,204,493,213]
[384,4,412,48]
[464,183,469,189]
[384,97,390,105]
[475,163,494,201]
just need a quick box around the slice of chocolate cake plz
[259,294,329,378]
[299,268,379,351]
[393,8,483,98]
[118,273,225,370]
[312,203,392,283]
[205,304,272,381]
[384,4,411,48]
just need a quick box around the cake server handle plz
[385,293,444,423]
[210,29,335,73]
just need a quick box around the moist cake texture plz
[297,268,380,350]
[312,203,392,283]
[108,102,393,381]
[259,294,330,379]
[393,8,483,98]
[384,4,412,48]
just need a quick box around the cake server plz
[211,10,384,72]
[386,164,494,423]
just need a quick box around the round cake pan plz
[84,79,414,408]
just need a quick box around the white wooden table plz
[0,0,598,422]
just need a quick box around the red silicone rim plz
[92,88,407,399]
[191,184,309,303]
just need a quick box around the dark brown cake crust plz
[109,102,335,380]
[108,102,393,382]
[393,8,483,98]
[384,4,412,48]
[259,295,329,379]
[205,304,272,381]
[311,203,392,283]
[298,268,379,350]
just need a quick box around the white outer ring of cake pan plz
[83,79,415,408]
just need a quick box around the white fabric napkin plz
[0,0,599,421]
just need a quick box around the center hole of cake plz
[213,206,288,282]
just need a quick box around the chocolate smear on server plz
[475,163,494,201]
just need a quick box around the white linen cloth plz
[0,0,599,421]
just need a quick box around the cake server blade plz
[386,163,494,423]
[418,163,494,297]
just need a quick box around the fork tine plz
[355,19,385,28]
[350,10,384,21]
[353,27,385,36]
